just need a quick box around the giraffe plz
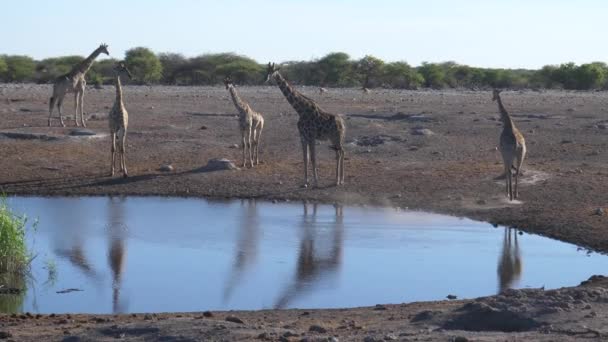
[109,62,132,178]
[48,43,109,127]
[223,76,264,167]
[265,63,345,187]
[493,89,527,201]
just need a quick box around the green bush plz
[125,47,163,84]
[36,56,84,83]
[0,57,7,79]
[381,62,423,89]
[1,55,36,82]
[0,199,29,273]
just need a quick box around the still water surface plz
[4,196,607,314]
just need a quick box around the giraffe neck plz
[496,95,514,130]
[273,72,310,116]
[227,85,249,114]
[115,74,123,102]
[69,47,103,77]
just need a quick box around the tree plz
[317,52,354,86]
[2,55,36,82]
[89,58,119,85]
[575,62,606,90]
[158,53,188,84]
[356,55,385,88]
[0,57,7,80]
[125,47,163,84]
[417,62,445,88]
[36,55,84,83]
[381,62,423,89]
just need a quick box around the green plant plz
[125,47,163,84]
[0,199,29,273]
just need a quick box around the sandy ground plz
[0,84,608,340]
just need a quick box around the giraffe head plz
[265,62,280,83]
[223,76,234,89]
[98,43,110,56]
[492,88,502,101]
[114,61,132,79]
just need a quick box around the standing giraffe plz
[223,76,264,167]
[493,89,527,201]
[48,43,109,127]
[109,62,132,178]
[265,63,345,187]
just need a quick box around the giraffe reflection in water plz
[51,200,97,280]
[223,199,261,303]
[274,203,344,309]
[107,197,128,313]
[497,228,523,293]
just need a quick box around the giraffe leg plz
[110,133,116,177]
[241,131,247,168]
[74,93,80,126]
[57,96,66,127]
[334,149,340,186]
[255,123,263,165]
[300,138,309,188]
[48,96,56,127]
[514,146,526,199]
[247,127,253,168]
[79,91,86,128]
[310,140,318,187]
[340,149,345,185]
[120,131,128,178]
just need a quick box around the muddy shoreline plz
[1,84,607,340]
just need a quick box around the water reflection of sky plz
[5,196,607,314]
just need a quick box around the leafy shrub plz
[1,55,36,82]
[125,47,163,84]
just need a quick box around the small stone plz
[203,311,213,317]
[384,334,397,340]
[225,315,245,324]
[308,324,327,333]
[561,139,573,144]
[159,164,174,172]
[282,331,298,338]
[69,128,96,136]
[452,337,469,342]
[229,144,239,148]
[476,199,487,205]
[200,125,207,130]
[373,304,387,310]
[202,158,238,171]
[447,294,457,300]
[596,123,607,129]
[411,128,435,136]
[593,208,605,216]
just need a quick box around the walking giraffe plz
[265,63,345,187]
[109,62,132,178]
[223,76,264,167]
[48,43,109,127]
[493,89,527,200]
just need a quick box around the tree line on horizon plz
[1,47,607,91]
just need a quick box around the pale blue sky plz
[2,0,605,69]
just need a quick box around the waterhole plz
[3,196,606,314]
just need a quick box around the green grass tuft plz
[0,198,29,273]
